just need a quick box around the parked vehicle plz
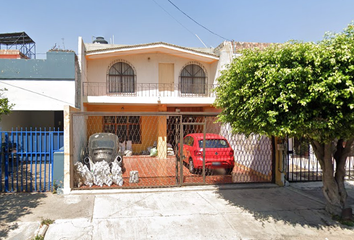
[177,133,234,174]
[83,133,124,170]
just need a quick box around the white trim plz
[87,44,219,61]
[106,59,137,75]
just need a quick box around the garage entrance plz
[71,112,274,190]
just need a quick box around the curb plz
[68,183,280,195]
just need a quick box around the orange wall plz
[83,103,220,154]
[87,116,103,139]
[84,104,159,112]
[0,55,20,59]
[85,115,158,154]
[84,104,220,113]
[134,116,158,153]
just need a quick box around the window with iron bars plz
[108,62,135,93]
[103,116,141,144]
[180,64,206,94]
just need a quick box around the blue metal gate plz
[0,128,64,192]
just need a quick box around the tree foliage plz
[215,24,354,143]
[214,24,354,216]
[0,88,13,121]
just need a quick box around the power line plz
[167,0,231,42]
[152,0,195,36]
[0,81,73,105]
[152,0,209,47]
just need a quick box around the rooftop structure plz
[0,32,36,59]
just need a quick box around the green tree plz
[215,24,354,216]
[0,88,13,121]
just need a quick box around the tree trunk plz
[334,139,354,209]
[310,139,354,216]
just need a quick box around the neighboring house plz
[0,32,80,130]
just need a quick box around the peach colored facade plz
[61,39,276,193]
[77,39,235,157]
[80,41,228,107]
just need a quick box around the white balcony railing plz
[83,82,217,98]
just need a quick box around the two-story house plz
[62,37,274,192]
[77,37,235,154]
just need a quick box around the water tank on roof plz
[93,37,108,44]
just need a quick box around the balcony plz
[83,82,217,105]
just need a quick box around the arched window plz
[108,61,135,93]
[180,64,206,94]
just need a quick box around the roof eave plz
[85,42,218,62]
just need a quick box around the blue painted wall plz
[0,51,76,80]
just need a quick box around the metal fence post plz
[179,115,183,187]
[4,133,9,192]
[0,131,2,192]
[202,116,206,184]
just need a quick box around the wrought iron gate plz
[286,137,354,182]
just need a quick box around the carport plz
[64,110,274,191]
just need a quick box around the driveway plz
[2,182,354,240]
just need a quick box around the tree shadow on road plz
[216,185,352,229]
[0,193,47,239]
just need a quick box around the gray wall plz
[0,51,76,80]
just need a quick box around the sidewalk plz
[1,182,354,240]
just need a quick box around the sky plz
[1,0,354,59]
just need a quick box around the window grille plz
[180,64,206,94]
[103,116,141,143]
[108,62,135,93]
